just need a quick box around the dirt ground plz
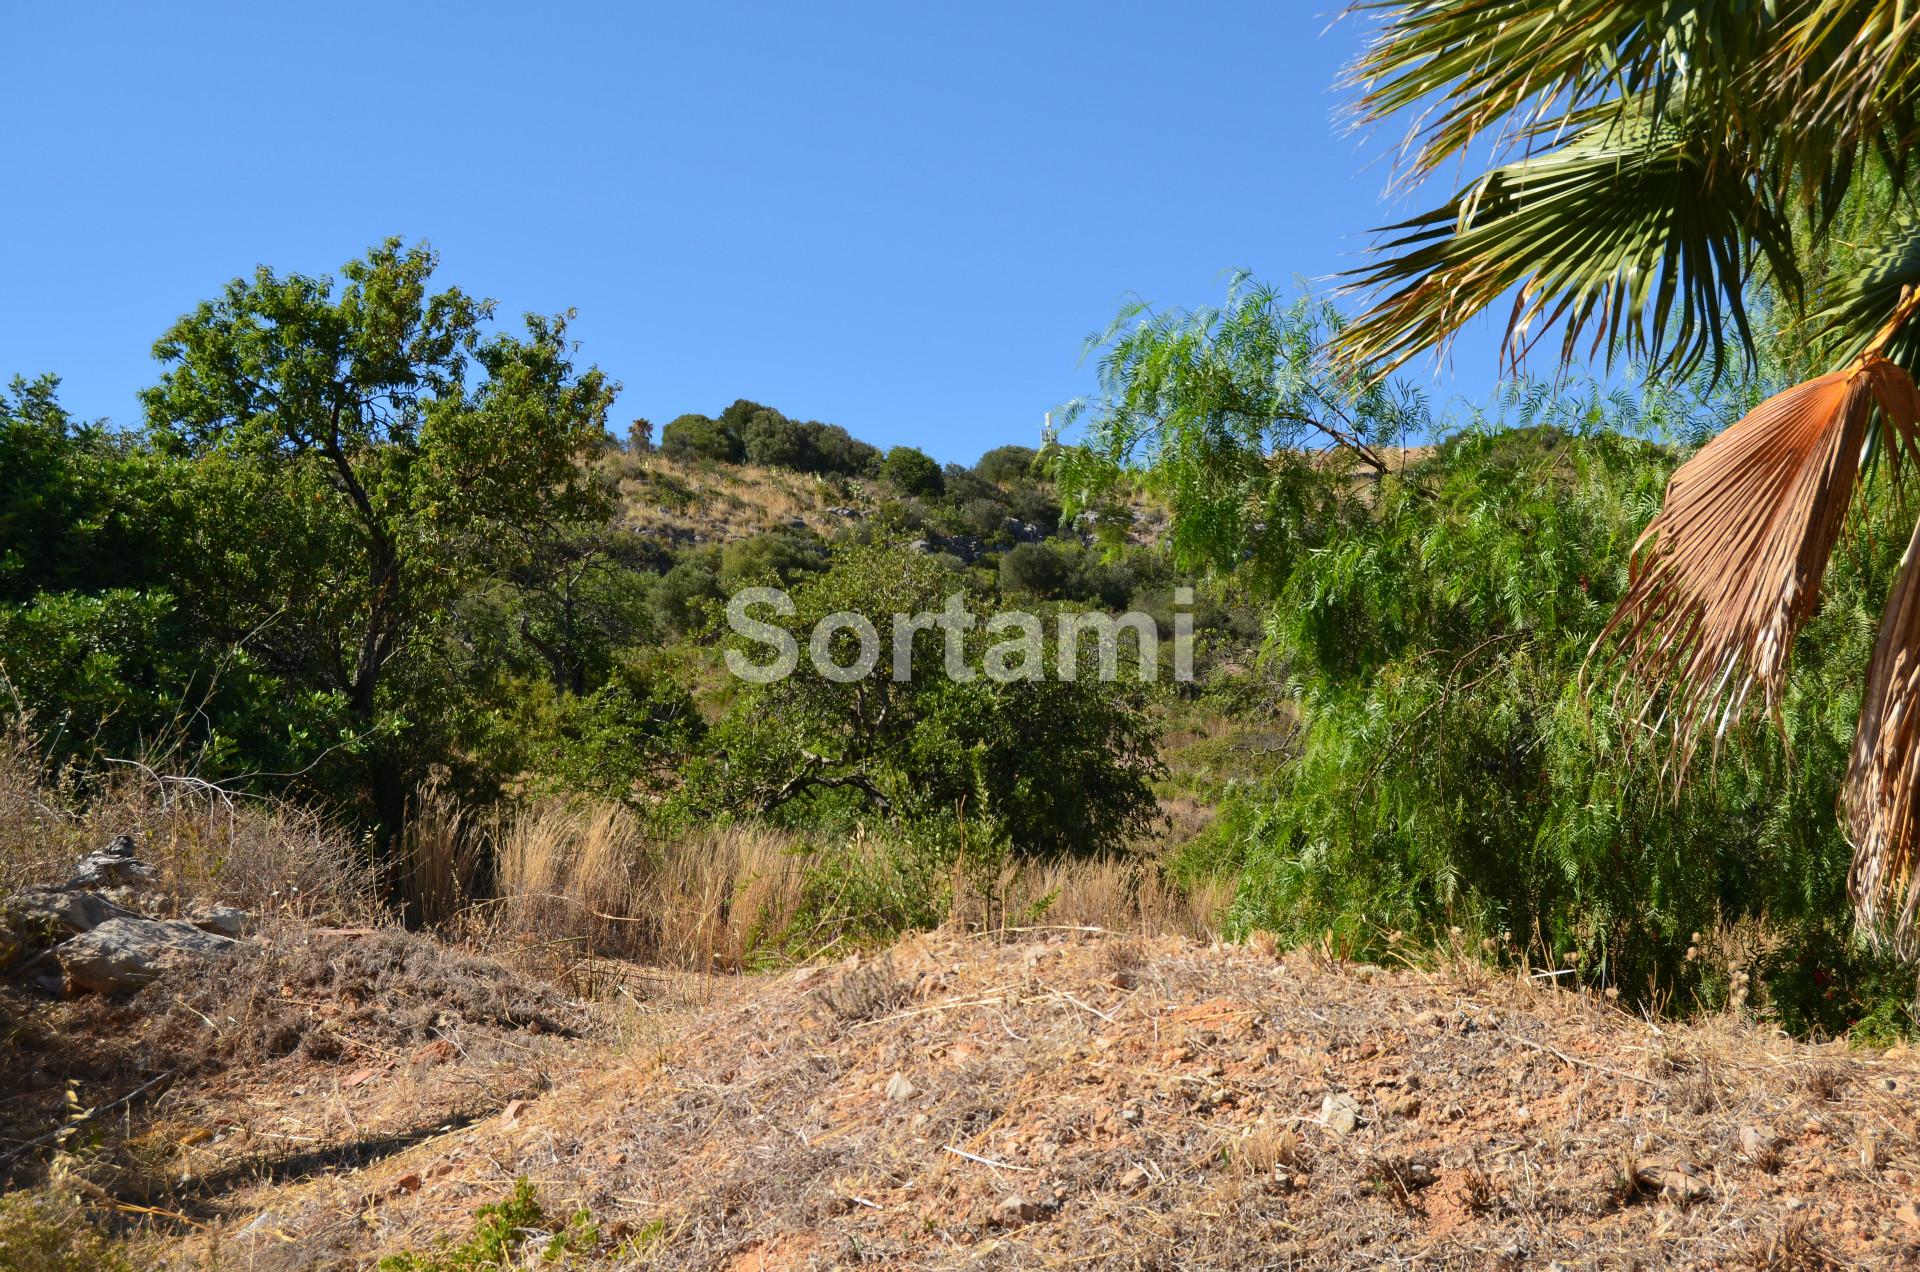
[73,927,1920,1270]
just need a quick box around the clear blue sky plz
[2,1,1505,464]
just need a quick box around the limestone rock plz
[186,904,252,939]
[1319,1092,1362,1136]
[52,916,237,994]
[66,836,160,891]
[1,885,139,969]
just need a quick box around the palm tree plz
[1336,2,1920,952]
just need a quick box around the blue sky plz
[2,1,1506,464]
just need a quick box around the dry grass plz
[961,854,1231,941]
[482,803,810,973]
[474,794,1233,979]
[0,725,378,926]
[611,453,860,547]
[187,932,1920,1270]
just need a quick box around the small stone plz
[410,1039,457,1066]
[886,1072,916,1103]
[65,843,159,891]
[1319,1092,1362,1136]
[1647,1164,1709,1206]
[186,905,251,939]
[991,1195,1044,1227]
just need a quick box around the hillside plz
[609,451,1172,555]
[85,928,1920,1270]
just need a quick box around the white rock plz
[1319,1092,1362,1136]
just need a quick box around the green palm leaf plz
[1338,104,1797,378]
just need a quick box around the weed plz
[378,1178,596,1270]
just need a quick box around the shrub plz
[974,444,1038,484]
[689,544,1163,857]
[648,553,723,638]
[999,541,1069,598]
[878,446,945,497]
[741,409,814,470]
[0,1188,132,1272]
[803,422,879,476]
[525,656,705,806]
[660,413,742,463]
[378,1178,596,1270]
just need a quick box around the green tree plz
[660,413,742,462]
[690,544,1162,857]
[1343,2,1920,955]
[878,445,945,497]
[1053,278,1427,591]
[139,238,616,825]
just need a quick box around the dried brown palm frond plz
[1591,327,1920,783]
[1843,515,1920,956]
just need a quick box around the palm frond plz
[1844,512,1920,957]
[1771,0,1920,165]
[1346,1,1916,193]
[1344,1,1773,180]
[1591,348,1920,779]
[1813,209,1920,368]
[1337,105,1795,378]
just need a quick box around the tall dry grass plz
[0,723,380,925]
[956,856,1232,941]
[471,791,1235,974]
[482,802,809,972]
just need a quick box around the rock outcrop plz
[1,840,249,995]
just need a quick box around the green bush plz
[974,444,1039,485]
[1056,276,1920,1031]
[740,408,813,469]
[660,413,743,463]
[878,446,945,497]
[686,544,1163,857]
[378,1178,596,1270]
[525,656,706,806]
[803,421,879,476]
[1215,426,1916,1026]
[999,541,1069,598]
